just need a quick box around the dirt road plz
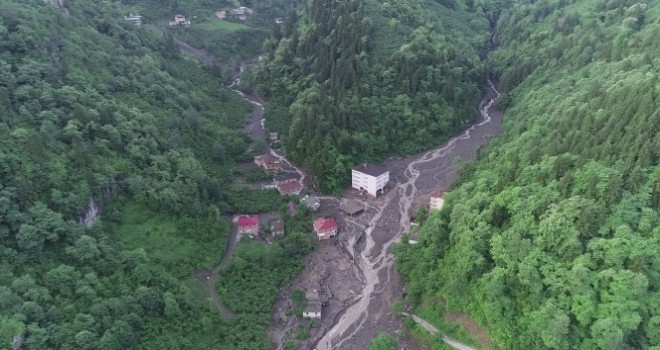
[196,224,239,319]
[406,313,477,350]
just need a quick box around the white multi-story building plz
[352,164,389,197]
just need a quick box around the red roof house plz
[236,215,259,237]
[313,217,338,240]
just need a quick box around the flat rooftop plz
[352,163,388,177]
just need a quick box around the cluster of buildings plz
[234,159,447,320]
[235,215,285,240]
[254,154,304,196]
[233,214,337,242]
[214,6,254,21]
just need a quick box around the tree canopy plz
[0,0,302,348]
[396,0,660,349]
[255,0,490,193]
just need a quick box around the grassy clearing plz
[113,201,230,278]
[412,298,489,350]
[195,19,251,32]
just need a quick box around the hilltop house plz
[254,154,281,170]
[168,14,191,27]
[429,190,445,211]
[236,215,259,237]
[313,217,337,240]
[352,164,389,197]
[214,11,226,19]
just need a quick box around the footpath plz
[403,313,478,350]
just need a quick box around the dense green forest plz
[396,0,660,349]
[0,0,310,349]
[254,0,491,193]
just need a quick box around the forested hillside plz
[396,0,660,349]
[254,0,490,193]
[0,0,294,348]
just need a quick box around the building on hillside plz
[269,132,279,142]
[313,217,337,240]
[277,181,303,196]
[273,172,300,185]
[270,219,285,237]
[168,14,191,27]
[231,6,253,15]
[301,195,320,212]
[340,200,364,216]
[303,297,322,319]
[236,215,259,237]
[124,14,143,26]
[254,154,281,170]
[351,164,389,197]
[214,11,226,19]
[231,6,253,21]
[429,190,445,211]
[274,17,284,24]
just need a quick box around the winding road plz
[203,225,239,319]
